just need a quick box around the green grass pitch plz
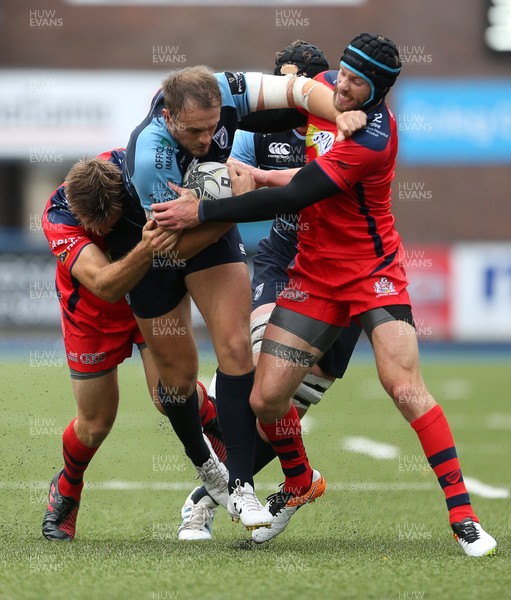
[0,354,509,599]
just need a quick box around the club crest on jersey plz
[280,288,309,302]
[213,126,228,149]
[374,277,398,297]
[58,250,69,264]
[253,282,264,302]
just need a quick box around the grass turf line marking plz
[486,412,511,429]
[3,477,508,498]
[341,436,400,459]
[463,476,509,499]
[0,480,437,492]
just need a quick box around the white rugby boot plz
[452,518,497,557]
[177,487,217,541]
[195,434,229,508]
[252,469,326,543]
[227,480,273,530]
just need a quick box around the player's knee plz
[250,387,287,422]
[79,417,115,446]
[385,378,434,418]
[153,354,197,396]
[157,376,196,410]
[215,330,253,372]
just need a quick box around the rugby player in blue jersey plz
[176,41,360,541]
[109,65,343,529]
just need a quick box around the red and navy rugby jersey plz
[42,149,134,332]
[301,72,401,259]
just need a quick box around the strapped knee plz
[251,311,271,355]
[292,372,334,411]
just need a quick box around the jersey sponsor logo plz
[79,352,106,365]
[213,126,228,149]
[374,277,398,297]
[280,288,309,302]
[226,71,246,95]
[253,282,264,302]
[268,142,291,156]
[366,111,389,142]
[154,143,174,171]
[50,236,79,251]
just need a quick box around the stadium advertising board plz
[395,79,511,165]
[452,243,511,341]
[403,245,452,340]
[0,70,167,159]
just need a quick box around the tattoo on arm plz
[260,339,317,368]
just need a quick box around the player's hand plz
[336,110,367,142]
[227,162,256,196]
[227,158,268,188]
[141,219,182,253]
[150,184,200,230]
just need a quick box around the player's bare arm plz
[71,220,179,302]
[227,157,299,189]
[253,74,340,123]
[170,222,233,260]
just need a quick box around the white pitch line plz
[0,480,435,492]
[464,476,509,499]
[486,413,511,430]
[2,478,508,498]
[300,413,316,435]
[342,436,400,460]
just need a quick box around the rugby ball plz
[183,161,232,201]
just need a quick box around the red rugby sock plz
[259,405,312,496]
[411,405,477,525]
[58,418,98,501]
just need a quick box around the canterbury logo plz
[445,469,461,485]
[268,142,291,156]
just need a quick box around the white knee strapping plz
[292,372,334,410]
[250,311,272,355]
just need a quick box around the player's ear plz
[162,108,172,128]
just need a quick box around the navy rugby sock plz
[215,369,256,491]
[253,433,277,475]
[157,380,210,467]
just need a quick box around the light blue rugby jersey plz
[122,72,253,225]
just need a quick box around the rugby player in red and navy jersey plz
[41,149,226,541]
[151,34,497,557]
